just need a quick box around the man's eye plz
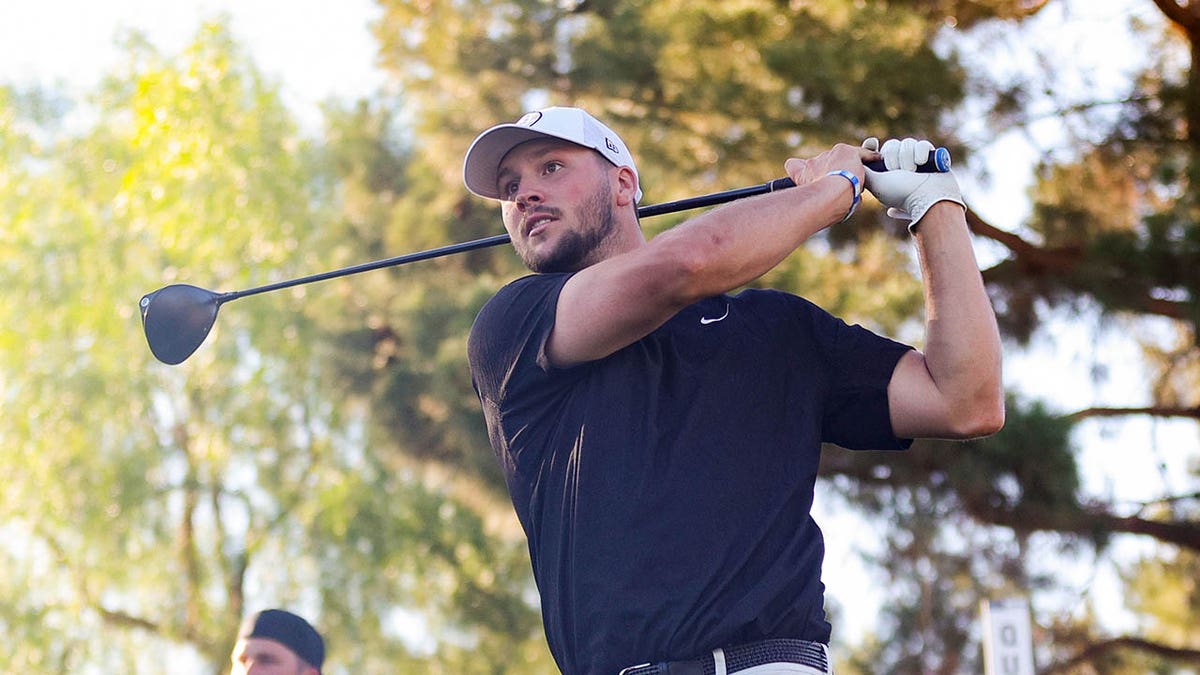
[503,180,519,196]
[544,161,563,174]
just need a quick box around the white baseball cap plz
[463,106,642,203]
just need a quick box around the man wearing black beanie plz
[231,608,325,675]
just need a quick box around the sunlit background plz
[1,0,1196,673]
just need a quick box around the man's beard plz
[518,180,617,274]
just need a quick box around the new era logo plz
[516,111,542,127]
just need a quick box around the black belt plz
[618,638,829,675]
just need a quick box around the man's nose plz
[515,183,543,209]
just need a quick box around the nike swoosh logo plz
[700,304,730,325]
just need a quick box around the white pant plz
[709,644,834,675]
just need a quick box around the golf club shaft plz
[224,177,794,302]
[222,150,949,302]
[224,234,513,302]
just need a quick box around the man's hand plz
[861,137,964,230]
[784,143,867,187]
[784,143,873,224]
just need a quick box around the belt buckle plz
[618,663,653,675]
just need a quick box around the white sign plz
[981,597,1035,675]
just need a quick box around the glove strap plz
[826,170,862,223]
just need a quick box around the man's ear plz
[613,165,639,207]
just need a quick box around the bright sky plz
[0,0,383,129]
[0,0,1191,665]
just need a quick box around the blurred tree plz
[0,21,552,675]
[352,0,1200,672]
[5,1,1199,673]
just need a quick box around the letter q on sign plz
[980,598,1035,675]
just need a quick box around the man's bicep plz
[546,250,692,368]
[887,349,957,439]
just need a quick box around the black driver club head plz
[139,283,223,365]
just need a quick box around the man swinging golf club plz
[464,106,1003,675]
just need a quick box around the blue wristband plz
[826,170,861,222]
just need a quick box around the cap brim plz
[463,125,560,200]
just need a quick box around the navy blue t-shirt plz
[468,273,912,675]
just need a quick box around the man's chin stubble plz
[523,232,590,274]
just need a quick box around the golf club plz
[140,150,950,365]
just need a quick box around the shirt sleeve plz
[467,273,578,477]
[468,274,572,400]
[819,314,914,451]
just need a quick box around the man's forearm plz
[913,202,1005,435]
[549,147,865,368]
[648,173,852,300]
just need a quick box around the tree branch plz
[96,606,216,653]
[967,208,1191,320]
[1150,0,1200,34]
[1068,405,1200,421]
[966,208,1057,260]
[1040,635,1200,673]
[821,448,1200,552]
[97,607,160,633]
[953,491,1200,551]
[1140,491,1200,509]
[174,414,204,641]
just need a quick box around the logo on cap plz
[605,138,618,153]
[516,111,542,127]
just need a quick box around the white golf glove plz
[862,137,964,231]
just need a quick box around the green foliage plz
[838,485,991,674]
[374,0,972,189]
[0,21,552,674]
[824,396,1088,671]
[309,99,514,490]
[886,0,1049,27]
[5,1,1199,672]
[349,0,973,496]
[1126,549,1200,651]
[950,397,1082,528]
[362,1,1199,672]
